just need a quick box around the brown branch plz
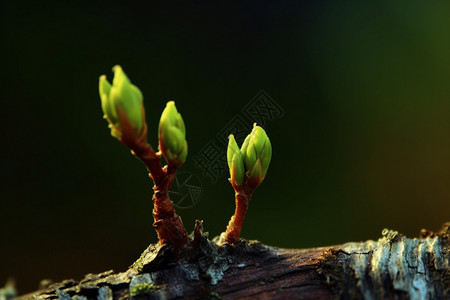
[17,223,450,300]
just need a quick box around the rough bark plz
[17,223,450,300]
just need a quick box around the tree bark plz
[17,223,450,300]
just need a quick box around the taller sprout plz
[98,66,188,248]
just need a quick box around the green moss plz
[209,291,221,298]
[130,283,157,297]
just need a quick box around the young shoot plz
[98,66,189,248]
[223,124,272,245]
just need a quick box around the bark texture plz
[17,223,450,300]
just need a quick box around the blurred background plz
[1,0,450,294]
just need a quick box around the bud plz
[158,101,188,165]
[242,124,272,186]
[227,135,245,187]
[98,65,145,140]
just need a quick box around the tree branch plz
[17,222,450,300]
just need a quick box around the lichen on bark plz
[319,223,450,300]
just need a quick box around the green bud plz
[98,65,145,140]
[227,135,245,186]
[159,101,188,165]
[227,135,240,170]
[240,134,251,162]
[99,75,114,121]
[243,124,272,184]
[177,140,188,163]
[249,158,263,180]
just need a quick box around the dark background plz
[2,1,450,294]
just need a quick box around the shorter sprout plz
[158,101,188,166]
[223,124,272,245]
[98,65,145,140]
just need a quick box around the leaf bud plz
[98,65,145,140]
[227,135,245,187]
[158,101,188,165]
[243,124,272,187]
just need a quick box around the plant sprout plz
[223,124,272,244]
[99,66,188,248]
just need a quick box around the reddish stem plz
[224,187,254,245]
[121,124,189,248]
[151,165,189,248]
